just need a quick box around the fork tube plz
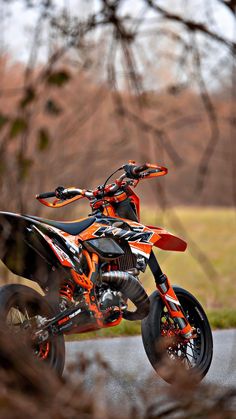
[148,251,193,338]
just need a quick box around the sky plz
[1,0,235,63]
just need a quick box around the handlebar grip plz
[132,164,149,175]
[36,191,56,199]
[124,163,149,179]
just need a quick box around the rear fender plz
[0,212,64,287]
[148,225,187,252]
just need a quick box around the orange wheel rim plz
[38,342,50,360]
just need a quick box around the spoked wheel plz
[0,284,65,376]
[160,304,203,369]
[141,286,213,383]
[6,305,51,361]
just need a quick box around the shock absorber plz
[59,279,75,311]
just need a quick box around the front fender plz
[148,225,187,252]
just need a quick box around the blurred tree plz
[0,0,235,214]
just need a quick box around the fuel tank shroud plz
[92,225,154,244]
[83,238,124,260]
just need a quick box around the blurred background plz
[0,0,236,320]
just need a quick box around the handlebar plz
[123,163,148,179]
[36,191,56,199]
[36,162,167,208]
[132,163,149,175]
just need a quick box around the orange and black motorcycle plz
[0,162,213,381]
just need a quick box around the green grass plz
[140,207,236,310]
[66,308,236,341]
[66,320,142,341]
[207,309,236,329]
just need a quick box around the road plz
[65,329,236,390]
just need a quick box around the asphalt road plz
[65,329,236,390]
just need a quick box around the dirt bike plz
[0,161,213,381]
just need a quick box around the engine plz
[96,285,127,323]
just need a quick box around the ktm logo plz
[93,226,153,244]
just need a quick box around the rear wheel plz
[141,287,213,382]
[0,284,65,376]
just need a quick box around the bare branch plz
[146,0,236,51]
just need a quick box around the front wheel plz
[0,284,65,376]
[141,286,213,383]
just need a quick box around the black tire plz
[0,284,65,376]
[141,286,213,383]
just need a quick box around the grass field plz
[1,207,236,336]
[140,207,236,310]
[65,308,236,341]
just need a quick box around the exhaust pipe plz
[101,271,150,321]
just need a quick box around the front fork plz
[148,251,193,339]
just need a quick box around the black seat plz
[26,215,96,235]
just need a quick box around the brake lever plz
[126,179,139,187]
